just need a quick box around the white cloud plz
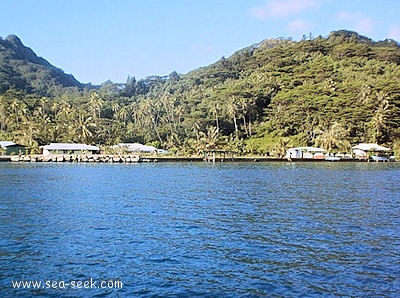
[388,25,400,41]
[249,0,320,19]
[336,11,373,35]
[288,19,313,33]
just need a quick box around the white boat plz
[371,155,389,162]
[325,156,341,161]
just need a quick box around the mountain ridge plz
[1,31,399,97]
[3,34,52,67]
[0,34,83,96]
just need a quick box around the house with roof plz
[286,146,326,159]
[351,143,393,161]
[112,143,169,154]
[0,141,27,155]
[41,143,100,156]
[111,143,158,154]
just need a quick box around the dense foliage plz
[1,30,399,156]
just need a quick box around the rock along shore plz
[2,155,390,163]
[8,154,141,163]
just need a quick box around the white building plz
[111,143,158,153]
[286,147,326,159]
[42,143,100,156]
[351,143,391,158]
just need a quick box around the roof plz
[112,143,157,152]
[351,143,391,151]
[287,147,326,152]
[0,141,16,148]
[42,143,100,151]
[0,141,25,148]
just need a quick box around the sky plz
[1,0,399,85]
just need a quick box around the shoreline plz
[1,154,395,163]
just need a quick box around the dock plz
[0,156,11,162]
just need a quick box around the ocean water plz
[0,162,399,297]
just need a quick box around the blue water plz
[0,162,399,297]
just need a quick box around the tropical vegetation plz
[1,30,399,156]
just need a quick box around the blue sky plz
[1,0,399,85]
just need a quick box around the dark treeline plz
[1,30,399,155]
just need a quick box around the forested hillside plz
[0,34,83,96]
[1,30,399,155]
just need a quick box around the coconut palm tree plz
[196,126,220,153]
[227,95,239,139]
[314,122,350,153]
[73,111,96,143]
[369,91,389,143]
[274,137,290,157]
[9,98,20,125]
[116,106,129,123]
[88,92,103,119]
[111,102,120,118]
[15,114,40,153]
[0,95,10,131]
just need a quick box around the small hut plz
[0,141,27,155]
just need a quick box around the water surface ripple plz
[0,162,399,297]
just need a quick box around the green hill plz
[0,34,83,96]
[1,30,399,155]
[111,30,400,153]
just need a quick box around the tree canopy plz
[1,30,399,155]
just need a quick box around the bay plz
[0,162,399,297]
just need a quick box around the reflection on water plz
[0,162,399,296]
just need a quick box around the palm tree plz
[17,102,28,126]
[73,112,96,143]
[9,98,20,125]
[165,132,181,150]
[51,98,74,142]
[227,95,239,139]
[314,122,350,153]
[33,104,52,144]
[15,114,40,153]
[358,83,372,104]
[54,97,72,122]
[196,126,220,154]
[274,137,290,157]
[369,91,389,143]
[0,96,10,131]
[111,102,120,118]
[207,97,221,131]
[88,92,103,119]
[116,106,128,123]
[141,99,164,144]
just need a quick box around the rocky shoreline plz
[1,154,141,163]
[0,154,390,163]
